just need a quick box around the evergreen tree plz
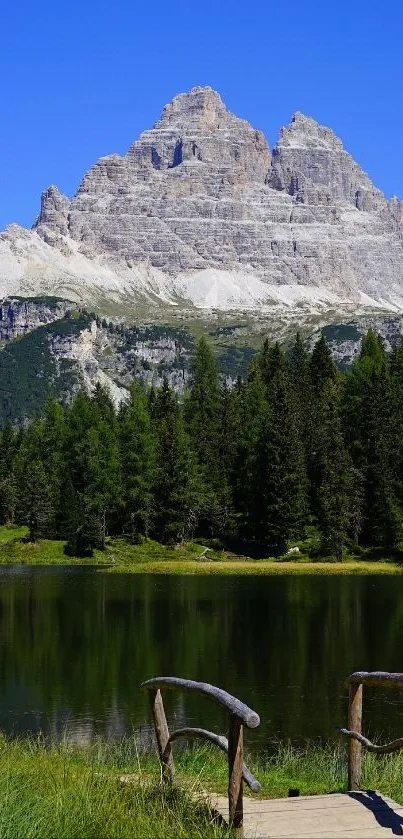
[41,399,66,533]
[359,329,386,366]
[0,423,18,523]
[259,339,287,388]
[234,363,267,541]
[63,390,122,550]
[184,337,221,531]
[342,331,401,547]
[119,383,156,540]
[289,332,312,453]
[153,379,200,544]
[250,364,307,556]
[388,342,403,511]
[17,459,53,541]
[310,335,337,392]
[185,336,220,473]
[315,379,352,560]
[213,382,241,539]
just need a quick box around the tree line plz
[0,328,402,560]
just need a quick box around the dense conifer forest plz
[1,329,402,560]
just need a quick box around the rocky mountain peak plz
[33,186,71,250]
[279,111,344,151]
[1,88,403,317]
[269,111,384,210]
[156,86,229,131]
[124,85,270,180]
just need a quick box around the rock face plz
[1,86,403,314]
[0,297,71,340]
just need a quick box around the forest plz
[0,328,402,561]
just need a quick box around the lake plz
[0,567,402,755]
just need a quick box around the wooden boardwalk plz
[209,790,403,838]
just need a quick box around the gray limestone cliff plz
[0,297,72,340]
[1,86,403,314]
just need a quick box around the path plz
[209,790,403,838]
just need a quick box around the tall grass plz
[0,735,226,839]
[170,739,403,803]
[1,735,403,837]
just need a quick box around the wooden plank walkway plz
[209,790,403,838]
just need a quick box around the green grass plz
[1,737,403,837]
[0,527,110,566]
[105,559,403,575]
[156,739,403,805]
[0,526,402,573]
[0,736,226,839]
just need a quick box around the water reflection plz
[0,568,402,754]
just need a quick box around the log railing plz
[339,671,403,791]
[141,676,261,837]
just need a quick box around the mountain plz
[2,295,403,427]
[1,86,402,322]
[0,297,262,423]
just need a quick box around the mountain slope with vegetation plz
[2,329,403,563]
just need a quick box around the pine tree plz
[315,379,352,560]
[153,380,200,544]
[388,342,403,511]
[308,336,339,518]
[185,337,221,532]
[234,363,267,542]
[64,391,94,496]
[119,383,156,541]
[17,459,53,542]
[342,332,401,548]
[213,382,241,539]
[365,365,402,548]
[310,335,337,392]
[289,333,312,453]
[259,340,287,388]
[359,329,386,366]
[41,399,66,534]
[250,365,307,556]
[0,423,18,524]
[185,336,221,473]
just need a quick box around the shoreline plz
[0,527,402,574]
[103,558,403,575]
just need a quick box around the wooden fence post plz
[148,688,175,783]
[348,681,363,791]
[228,715,244,838]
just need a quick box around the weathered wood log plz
[348,682,362,791]
[338,727,403,754]
[148,689,175,783]
[166,726,261,792]
[228,715,244,838]
[347,671,403,689]
[141,677,260,728]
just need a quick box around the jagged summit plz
[279,111,344,150]
[0,87,402,316]
[124,85,270,180]
[156,86,230,129]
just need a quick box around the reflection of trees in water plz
[0,570,402,752]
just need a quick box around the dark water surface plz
[0,566,402,755]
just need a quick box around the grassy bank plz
[0,526,402,574]
[105,558,403,575]
[1,736,403,837]
[0,736,225,839]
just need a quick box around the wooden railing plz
[339,671,403,790]
[141,676,260,836]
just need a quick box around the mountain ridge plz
[1,86,402,318]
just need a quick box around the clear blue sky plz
[1,0,402,230]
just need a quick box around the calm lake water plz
[0,567,402,755]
